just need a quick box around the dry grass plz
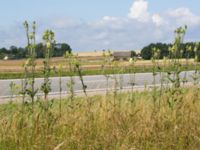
[0,57,103,72]
[74,51,105,57]
[0,88,200,149]
[0,57,195,73]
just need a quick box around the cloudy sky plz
[0,0,200,51]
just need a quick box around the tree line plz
[0,43,72,59]
[141,42,200,60]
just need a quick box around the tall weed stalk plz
[23,21,38,109]
[41,30,55,103]
[65,52,75,102]
[167,26,187,109]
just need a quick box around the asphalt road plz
[0,71,196,99]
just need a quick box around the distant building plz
[135,50,142,60]
[134,49,141,55]
[3,56,8,60]
[112,51,132,61]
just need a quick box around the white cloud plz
[128,0,150,22]
[167,8,200,27]
[152,14,165,26]
[52,18,81,29]
[89,16,127,30]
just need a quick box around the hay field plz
[0,51,195,73]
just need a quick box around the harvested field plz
[0,56,196,73]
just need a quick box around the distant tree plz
[131,50,137,57]
[8,46,26,59]
[194,42,200,62]
[141,42,198,60]
[10,46,18,56]
[17,47,26,58]
[141,44,154,60]
[36,43,45,58]
[54,43,72,57]
[0,48,7,53]
[0,48,6,59]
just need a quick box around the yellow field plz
[0,55,195,73]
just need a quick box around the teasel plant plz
[117,61,124,106]
[119,69,124,92]
[65,51,75,102]
[182,45,192,85]
[41,30,55,103]
[73,56,87,97]
[58,64,63,116]
[9,82,17,102]
[167,25,187,109]
[151,47,160,106]
[128,57,137,104]
[161,57,168,89]
[23,21,38,109]
[20,62,28,104]
[168,26,187,88]
[110,61,120,107]
[101,50,112,95]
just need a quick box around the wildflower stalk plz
[167,25,187,109]
[21,63,28,104]
[23,21,38,110]
[9,82,16,101]
[65,51,75,102]
[41,30,55,103]
[151,47,160,106]
[102,50,112,95]
[129,57,136,104]
[182,45,192,85]
[111,61,119,107]
[74,57,87,97]
[58,64,63,116]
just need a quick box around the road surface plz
[0,71,196,100]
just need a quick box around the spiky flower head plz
[23,21,29,31]
[169,45,176,54]
[32,21,36,31]
[46,42,51,49]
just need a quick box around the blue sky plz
[0,0,199,22]
[0,0,200,51]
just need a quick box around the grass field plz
[0,53,196,73]
[0,56,199,79]
[1,87,200,149]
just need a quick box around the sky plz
[0,0,200,51]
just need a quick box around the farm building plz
[112,51,132,61]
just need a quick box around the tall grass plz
[1,89,200,149]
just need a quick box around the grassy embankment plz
[0,87,200,149]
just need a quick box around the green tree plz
[54,43,72,57]
[36,43,45,58]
